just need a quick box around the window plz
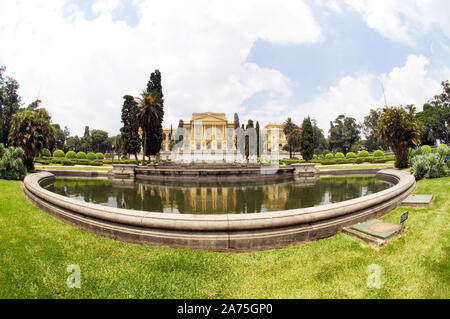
[217,142,222,150]
[196,142,201,150]
[206,142,211,150]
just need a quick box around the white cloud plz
[92,0,120,14]
[270,54,447,133]
[0,0,322,136]
[345,0,450,46]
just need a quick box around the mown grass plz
[0,177,448,298]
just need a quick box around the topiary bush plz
[346,152,356,158]
[0,144,27,180]
[335,152,345,159]
[87,152,96,161]
[373,150,384,157]
[76,151,87,159]
[421,145,432,154]
[104,153,111,159]
[53,149,65,158]
[96,152,104,160]
[358,150,370,158]
[40,148,51,158]
[66,151,77,159]
[325,153,334,159]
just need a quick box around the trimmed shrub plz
[373,150,384,157]
[0,144,27,180]
[421,145,432,154]
[53,149,65,158]
[95,152,104,160]
[313,154,318,160]
[87,152,96,161]
[320,160,337,165]
[325,153,334,159]
[357,150,370,158]
[62,159,74,166]
[335,152,345,159]
[76,152,87,159]
[41,148,51,158]
[104,153,111,159]
[373,157,388,163]
[88,160,103,166]
[346,152,356,159]
[75,159,89,165]
[66,151,77,159]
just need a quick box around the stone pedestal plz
[110,164,137,179]
[291,163,316,177]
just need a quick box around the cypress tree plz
[120,95,141,161]
[300,116,314,162]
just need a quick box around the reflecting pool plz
[45,176,392,214]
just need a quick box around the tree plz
[376,105,422,168]
[328,114,361,154]
[311,119,328,155]
[90,129,111,153]
[300,117,314,162]
[245,119,255,160]
[65,136,82,153]
[0,66,22,147]
[51,123,66,152]
[362,108,389,151]
[8,107,55,170]
[111,134,124,163]
[139,70,164,164]
[120,95,141,161]
[80,126,92,152]
[256,121,260,157]
[418,81,450,145]
[283,118,299,158]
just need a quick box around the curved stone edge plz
[22,168,416,251]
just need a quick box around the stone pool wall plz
[23,168,415,252]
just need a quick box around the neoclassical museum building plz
[159,112,288,162]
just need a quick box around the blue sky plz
[0,0,449,136]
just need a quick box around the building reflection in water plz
[46,176,391,214]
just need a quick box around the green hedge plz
[66,151,77,159]
[279,158,306,165]
[53,150,65,158]
[76,152,87,159]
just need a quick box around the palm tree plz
[138,92,163,165]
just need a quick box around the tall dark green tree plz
[300,117,314,162]
[120,95,141,161]
[256,121,260,157]
[283,118,298,158]
[139,70,164,163]
[51,123,66,152]
[90,129,112,153]
[80,126,92,152]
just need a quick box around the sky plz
[0,0,449,137]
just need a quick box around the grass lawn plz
[0,176,448,298]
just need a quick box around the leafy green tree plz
[65,136,82,153]
[51,123,66,152]
[8,107,55,170]
[376,105,422,168]
[0,66,22,147]
[362,108,389,151]
[90,129,112,153]
[328,115,361,154]
[120,95,141,161]
[283,118,298,158]
[418,80,450,145]
[311,119,328,155]
[300,117,314,162]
